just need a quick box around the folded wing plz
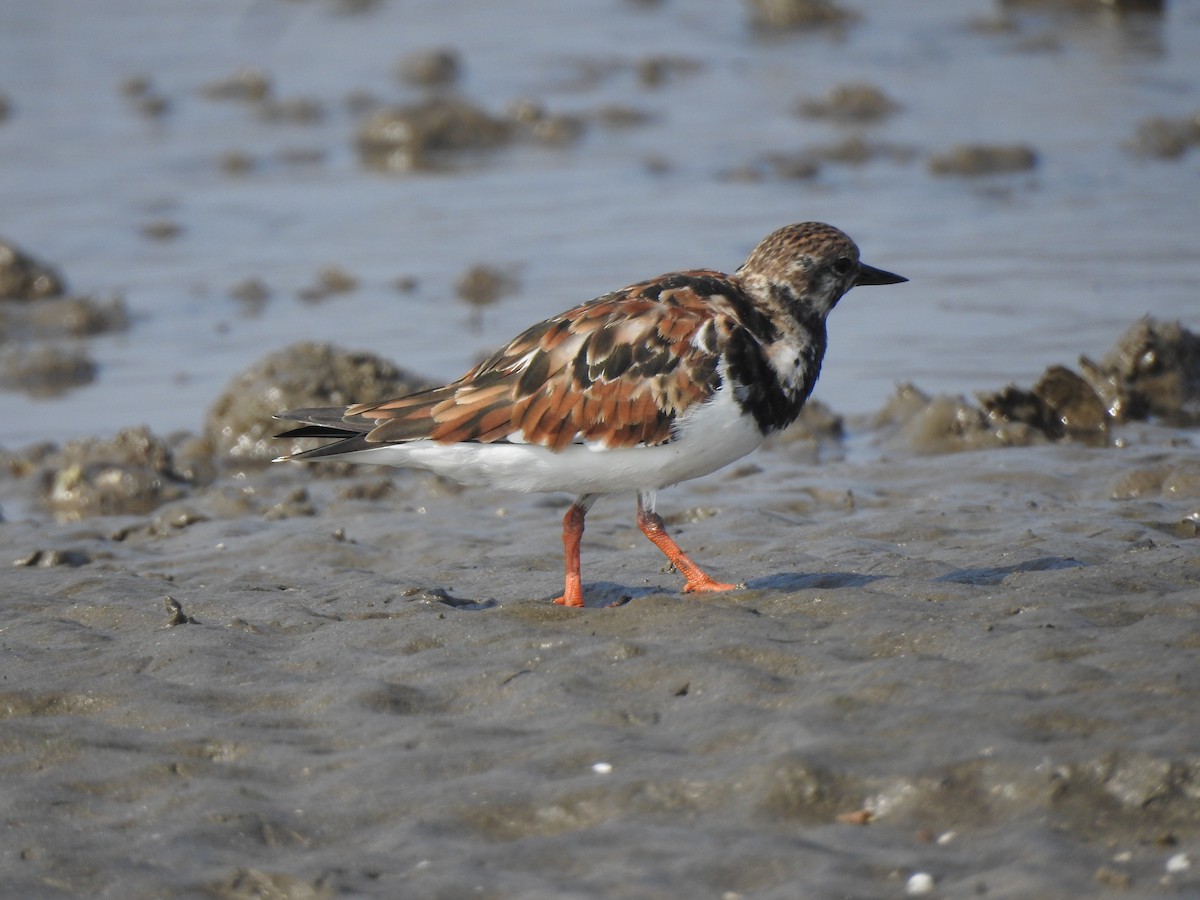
[278,271,740,457]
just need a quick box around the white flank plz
[327,379,764,495]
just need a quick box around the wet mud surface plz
[4,440,1200,898]
[3,323,1200,897]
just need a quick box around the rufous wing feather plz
[341,274,736,451]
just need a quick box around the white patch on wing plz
[503,347,540,374]
[691,317,718,355]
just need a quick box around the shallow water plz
[2,0,1198,445]
[3,2,1200,897]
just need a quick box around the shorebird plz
[276,222,905,606]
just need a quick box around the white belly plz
[332,386,765,495]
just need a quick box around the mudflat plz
[4,408,1198,897]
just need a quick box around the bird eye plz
[831,257,855,277]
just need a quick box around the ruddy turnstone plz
[276,222,905,607]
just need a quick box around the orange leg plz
[552,496,594,608]
[636,492,737,594]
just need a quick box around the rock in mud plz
[880,318,1200,453]
[395,48,461,89]
[355,98,512,171]
[21,294,130,339]
[882,386,1040,454]
[0,346,97,396]
[1129,114,1200,160]
[0,239,129,343]
[980,365,1110,447]
[38,426,190,520]
[1079,317,1200,425]
[756,753,864,823]
[296,265,359,303]
[206,341,432,461]
[794,82,899,124]
[200,67,272,103]
[928,143,1038,176]
[455,262,520,325]
[0,239,66,301]
[747,0,859,31]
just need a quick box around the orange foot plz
[637,498,738,597]
[681,574,740,594]
[552,499,590,608]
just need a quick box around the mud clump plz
[455,263,520,329]
[22,294,129,339]
[37,426,193,520]
[395,48,461,89]
[928,143,1038,176]
[218,150,256,176]
[296,265,359,303]
[198,66,323,127]
[355,98,512,171]
[747,0,859,31]
[633,55,703,90]
[1128,114,1200,160]
[999,0,1165,14]
[807,135,915,166]
[1079,318,1200,425]
[722,152,820,184]
[138,220,183,242]
[980,365,1110,446]
[1,293,129,345]
[878,384,1040,454]
[229,277,271,317]
[881,317,1200,454]
[0,239,129,395]
[256,96,325,125]
[889,365,1112,455]
[1049,750,1200,844]
[794,82,899,124]
[756,753,864,823]
[0,238,129,344]
[120,74,171,120]
[0,346,97,397]
[212,869,335,900]
[207,341,433,462]
[503,99,586,148]
[200,67,273,104]
[0,239,66,301]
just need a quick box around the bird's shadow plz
[557,573,887,608]
[556,582,663,609]
[933,555,1085,587]
[743,571,887,592]
[427,556,1086,610]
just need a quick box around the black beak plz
[856,262,907,286]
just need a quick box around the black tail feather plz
[275,424,359,440]
[274,407,377,462]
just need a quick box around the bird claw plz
[681,577,739,594]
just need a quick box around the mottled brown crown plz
[738,222,859,285]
